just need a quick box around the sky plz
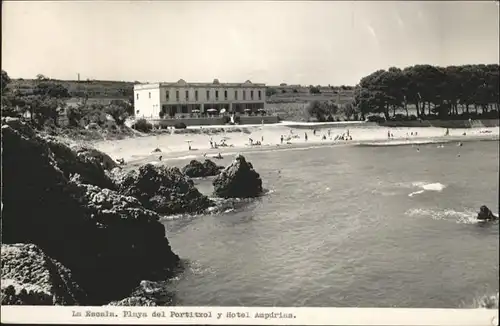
[2,1,499,86]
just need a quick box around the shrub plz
[132,118,153,132]
[174,122,187,129]
[366,115,386,123]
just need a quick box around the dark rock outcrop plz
[43,136,116,189]
[1,244,87,305]
[1,118,180,305]
[213,154,263,198]
[477,205,498,221]
[71,145,119,171]
[182,159,224,178]
[116,164,213,215]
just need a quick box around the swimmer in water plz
[457,142,463,147]
[416,148,420,152]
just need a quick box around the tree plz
[2,70,11,92]
[339,102,356,120]
[306,100,339,121]
[105,100,133,125]
[354,63,499,120]
[309,86,321,94]
[36,74,48,81]
[266,88,278,97]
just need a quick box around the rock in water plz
[1,244,87,305]
[477,205,498,221]
[1,118,180,305]
[116,163,213,215]
[182,159,224,178]
[213,154,263,198]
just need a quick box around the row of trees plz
[1,70,133,129]
[352,64,499,120]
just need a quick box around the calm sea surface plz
[161,140,499,308]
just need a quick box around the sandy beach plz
[91,122,500,167]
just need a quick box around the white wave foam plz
[408,190,425,197]
[408,182,447,196]
[405,207,483,224]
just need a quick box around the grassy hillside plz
[8,78,355,121]
[8,78,134,99]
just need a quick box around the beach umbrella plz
[192,109,200,113]
[207,108,217,112]
[220,108,227,114]
[244,108,252,112]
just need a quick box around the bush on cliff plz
[132,118,153,133]
[213,155,263,198]
[174,122,187,129]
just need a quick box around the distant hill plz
[8,78,354,104]
[8,78,135,99]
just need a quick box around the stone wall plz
[379,119,500,128]
[147,115,279,127]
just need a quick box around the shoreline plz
[122,132,499,168]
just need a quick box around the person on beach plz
[313,129,316,136]
[249,138,253,146]
[214,153,223,159]
[390,133,394,138]
[305,132,308,141]
[159,156,162,161]
[388,130,391,139]
[347,129,350,138]
[261,136,264,143]
[445,128,449,136]
[328,129,331,137]
[280,135,284,144]
[210,138,214,148]
[322,135,327,140]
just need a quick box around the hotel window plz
[224,90,228,100]
[206,90,210,100]
[185,90,189,100]
[243,90,246,100]
[215,90,219,100]
[258,90,262,100]
[166,90,169,100]
[195,90,198,101]
[176,90,180,101]
[235,90,238,100]
[250,90,254,100]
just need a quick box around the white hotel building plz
[133,79,266,119]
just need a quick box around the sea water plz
[160,140,499,308]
